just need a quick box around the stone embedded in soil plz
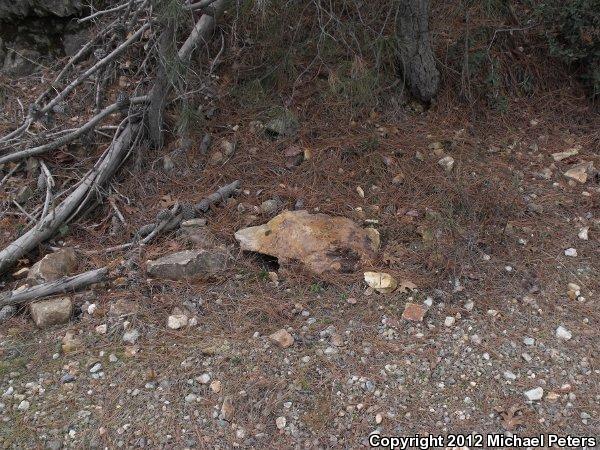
[444,316,456,327]
[524,387,544,401]
[61,331,82,353]
[563,161,594,184]
[264,110,298,138]
[197,373,211,384]
[564,248,577,257]
[275,416,287,429]
[109,299,139,318]
[234,210,379,274]
[29,296,72,328]
[364,272,397,294]
[269,329,294,348]
[552,147,579,161]
[220,396,235,421]
[260,198,282,215]
[167,314,188,330]
[146,249,229,280]
[210,380,222,393]
[401,303,427,322]
[122,328,140,344]
[27,247,78,284]
[578,227,589,240]
[17,400,30,411]
[556,325,572,341]
[438,155,455,172]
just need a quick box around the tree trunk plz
[396,0,440,102]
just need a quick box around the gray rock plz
[29,297,72,328]
[147,249,229,280]
[265,110,298,138]
[17,400,30,410]
[260,199,281,215]
[122,329,140,344]
[60,374,75,384]
[556,325,572,341]
[2,47,40,76]
[524,386,543,401]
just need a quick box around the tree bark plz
[396,0,440,102]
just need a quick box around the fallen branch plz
[0,1,229,275]
[0,123,140,275]
[0,96,149,165]
[0,267,108,308]
[92,180,240,254]
[195,179,240,213]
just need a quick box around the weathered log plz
[0,267,108,308]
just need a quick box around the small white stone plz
[564,248,577,257]
[87,303,97,315]
[275,416,287,429]
[523,337,535,346]
[184,394,197,403]
[167,314,188,330]
[424,297,433,307]
[578,227,589,240]
[122,328,140,344]
[524,387,544,401]
[504,371,517,380]
[375,413,383,424]
[89,363,102,373]
[444,316,455,327]
[95,324,108,335]
[210,380,222,393]
[109,354,118,363]
[197,373,211,384]
[556,325,572,341]
[438,156,455,172]
[17,400,30,411]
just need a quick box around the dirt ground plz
[1,2,600,443]
[1,83,599,449]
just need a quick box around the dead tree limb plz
[0,124,140,275]
[0,96,149,165]
[0,1,229,275]
[0,267,108,308]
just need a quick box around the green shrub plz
[536,0,600,97]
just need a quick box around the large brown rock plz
[27,248,78,285]
[30,297,72,328]
[146,249,229,280]
[234,210,379,274]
